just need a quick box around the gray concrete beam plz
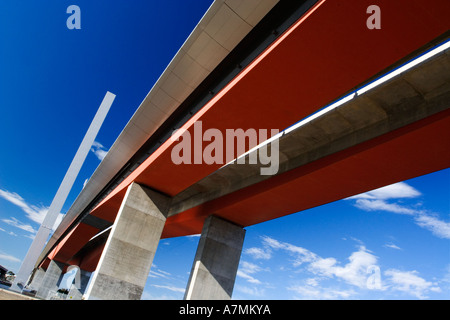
[185,215,245,300]
[28,267,45,292]
[84,182,170,300]
[168,48,450,217]
[35,260,65,300]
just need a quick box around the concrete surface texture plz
[36,260,65,299]
[185,215,245,300]
[84,182,171,300]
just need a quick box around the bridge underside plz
[38,0,449,285]
[46,48,450,273]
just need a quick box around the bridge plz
[23,0,450,300]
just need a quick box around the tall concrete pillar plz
[28,267,45,291]
[67,269,92,300]
[184,215,245,300]
[84,182,170,300]
[36,260,65,299]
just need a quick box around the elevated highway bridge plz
[25,0,450,300]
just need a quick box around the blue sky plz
[0,1,449,300]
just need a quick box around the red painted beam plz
[47,223,99,265]
[162,109,450,237]
[78,243,106,272]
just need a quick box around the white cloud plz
[91,141,104,149]
[308,246,379,289]
[354,199,417,215]
[346,182,450,239]
[25,233,36,240]
[0,188,64,233]
[305,277,320,286]
[288,277,357,300]
[240,261,263,274]
[384,243,402,250]
[150,284,185,293]
[245,235,446,299]
[141,290,178,300]
[0,227,17,237]
[237,270,262,284]
[148,268,172,280]
[413,213,450,239]
[0,251,21,263]
[254,236,383,291]
[0,189,38,218]
[348,182,421,215]
[235,285,266,297]
[237,261,266,285]
[91,141,108,161]
[384,269,440,299]
[1,217,36,234]
[245,247,271,260]
[261,236,317,266]
[347,182,421,200]
[288,284,356,300]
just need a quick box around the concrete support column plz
[84,182,170,300]
[28,268,45,291]
[67,269,92,300]
[184,215,245,300]
[36,260,65,299]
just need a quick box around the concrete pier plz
[184,215,245,300]
[67,268,91,300]
[35,260,65,299]
[84,182,170,300]
[28,267,45,291]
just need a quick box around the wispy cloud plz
[383,243,402,250]
[244,236,382,298]
[288,282,357,300]
[244,235,442,299]
[261,236,317,267]
[0,226,18,237]
[354,199,417,215]
[346,182,450,239]
[148,267,173,280]
[237,261,266,285]
[243,236,383,297]
[347,182,421,201]
[0,189,43,222]
[244,247,271,260]
[0,188,64,234]
[307,246,379,289]
[1,217,36,234]
[91,141,108,161]
[235,285,266,297]
[413,213,450,239]
[150,284,185,293]
[0,251,21,263]
[384,269,441,299]
[141,290,179,300]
